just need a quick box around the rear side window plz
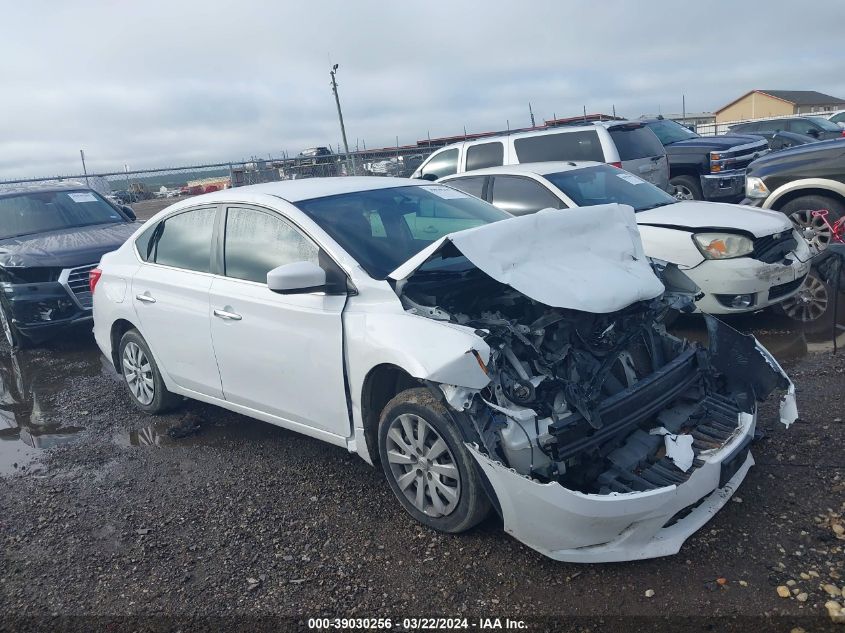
[224,207,319,283]
[490,176,562,216]
[465,142,504,171]
[420,148,459,179]
[514,131,603,163]
[609,126,665,160]
[137,207,216,272]
[444,176,486,199]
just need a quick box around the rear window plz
[465,142,504,171]
[608,126,665,160]
[514,131,603,163]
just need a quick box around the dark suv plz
[731,116,845,142]
[0,185,138,348]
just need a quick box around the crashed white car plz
[91,178,796,562]
[440,162,813,314]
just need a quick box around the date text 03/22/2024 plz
[307,617,528,630]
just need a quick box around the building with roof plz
[715,90,845,123]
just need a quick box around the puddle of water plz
[114,413,284,449]
[0,337,106,476]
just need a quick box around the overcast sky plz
[2,0,844,179]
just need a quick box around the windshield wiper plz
[637,200,678,211]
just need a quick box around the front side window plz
[490,176,562,216]
[644,120,698,145]
[296,184,507,279]
[465,142,504,171]
[137,207,216,272]
[514,131,603,163]
[224,207,319,283]
[420,148,459,179]
[544,165,677,212]
[0,189,126,240]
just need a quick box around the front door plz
[208,206,350,437]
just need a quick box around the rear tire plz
[118,329,181,414]
[670,175,703,201]
[378,388,490,534]
[779,195,845,252]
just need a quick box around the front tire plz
[378,388,490,533]
[779,195,845,252]
[670,175,703,201]
[118,329,181,414]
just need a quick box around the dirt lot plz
[1,312,843,633]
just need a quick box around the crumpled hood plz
[637,201,793,237]
[0,222,138,269]
[389,204,665,314]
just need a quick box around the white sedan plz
[92,177,795,562]
[441,162,812,314]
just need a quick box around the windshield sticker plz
[67,192,98,203]
[616,173,646,185]
[421,185,470,200]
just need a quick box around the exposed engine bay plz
[399,247,792,496]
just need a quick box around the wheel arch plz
[360,363,420,464]
[110,318,139,374]
[765,179,845,210]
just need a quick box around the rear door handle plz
[135,293,156,304]
[213,309,242,321]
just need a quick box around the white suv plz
[92,177,794,562]
[411,122,670,191]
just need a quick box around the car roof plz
[441,161,603,179]
[0,182,94,199]
[176,177,423,204]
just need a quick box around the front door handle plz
[135,293,156,304]
[213,309,242,321]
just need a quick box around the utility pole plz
[330,64,355,175]
[529,102,536,127]
[583,106,587,123]
[682,94,686,124]
[80,149,90,187]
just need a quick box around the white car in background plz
[91,177,795,562]
[441,162,812,314]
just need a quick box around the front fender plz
[764,178,845,209]
[637,225,705,269]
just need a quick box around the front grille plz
[769,274,808,300]
[61,263,98,309]
[752,232,797,264]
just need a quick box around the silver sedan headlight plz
[693,233,754,259]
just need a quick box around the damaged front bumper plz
[1,281,90,343]
[468,412,754,562]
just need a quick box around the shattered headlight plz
[693,232,754,260]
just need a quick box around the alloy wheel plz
[122,341,155,405]
[789,209,832,251]
[673,185,695,201]
[780,274,829,322]
[385,413,461,518]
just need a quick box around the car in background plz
[298,146,337,177]
[824,110,845,128]
[411,121,671,191]
[731,116,845,141]
[441,162,811,315]
[744,139,845,251]
[92,177,795,562]
[640,117,768,202]
[0,185,138,348]
[765,131,818,152]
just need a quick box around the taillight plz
[609,161,622,168]
[841,130,845,138]
[89,267,103,293]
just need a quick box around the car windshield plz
[545,165,678,212]
[806,116,842,132]
[645,119,699,144]
[0,189,126,240]
[296,184,509,279]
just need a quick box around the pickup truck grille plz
[716,141,769,172]
[752,232,797,264]
[60,263,98,309]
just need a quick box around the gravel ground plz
[1,315,843,633]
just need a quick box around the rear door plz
[607,124,670,191]
[131,206,223,398]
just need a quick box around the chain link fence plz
[0,146,439,203]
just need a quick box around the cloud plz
[1,0,844,179]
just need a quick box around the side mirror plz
[807,129,820,138]
[421,173,438,182]
[267,261,327,294]
[121,205,137,221]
